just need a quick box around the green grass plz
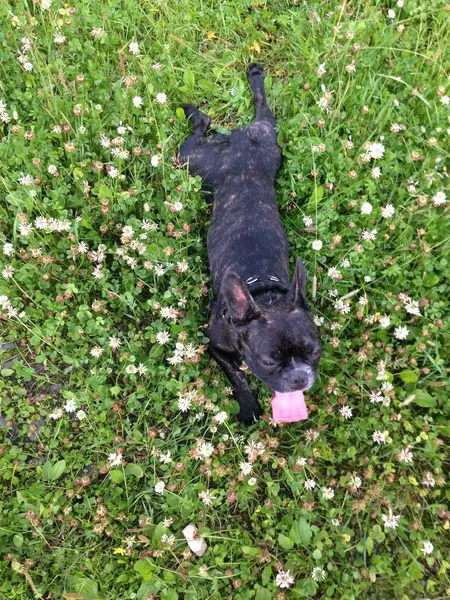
[0,0,449,598]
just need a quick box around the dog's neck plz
[219,279,288,321]
[247,279,289,306]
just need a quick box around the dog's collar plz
[245,275,289,306]
[245,275,289,295]
[245,275,280,285]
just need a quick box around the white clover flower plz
[3,243,14,256]
[312,239,323,251]
[154,264,165,276]
[214,411,227,424]
[108,452,123,467]
[372,430,386,444]
[198,489,216,505]
[276,570,295,589]
[18,174,34,186]
[248,477,257,486]
[151,155,160,167]
[382,510,400,529]
[49,408,63,420]
[316,63,326,77]
[136,363,148,375]
[379,314,391,328]
[90,347,103,358]
[397,448,413,463]
[64,398,77,413]
[432,191,446,206]
[178,394,191,412]
[404,299,420,316]
[54,32,66,44]
[159,451,172,465]
[322,487,335,499]
[421,541,434,555]
[422,472,435,487]
[92,265,103,279]
[350,475,362,488]
[240,462,253,475]
[371,167,382,179]
[370,391,383,404]
[108,336,122,350]
[2,265,14,279]
[328,267,342,280]
[305,479,316,491]
[311,567,326,582]
[361,201,373,214]
[132,96,143,108]
[303,215,313,227]
[76,409,86,420]
[128,41,139,54]
[361,229,377,241]
[0,295,10,309]
[155,92,167,104]
[394,325,409,340]
[381,204,395,218]
[367,142,385,159]
[198,442,215,459]
[154,481,165,494]
[156,331,170,344]
[339,405,353,419]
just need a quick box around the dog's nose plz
[288,370,310,390]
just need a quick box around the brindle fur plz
[180,64,321,424]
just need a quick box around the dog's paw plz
[247,63,264,80]
[238,400,263,426]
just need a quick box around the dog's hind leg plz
[179,105,212,172]
[179,105,229,190]
[182,104,211,136]
[246,63,276,126]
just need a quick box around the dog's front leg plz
[208,345,263,425]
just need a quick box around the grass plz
[0,0,449,598]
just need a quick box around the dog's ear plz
[222,271,260,326]
[287,258,307,307]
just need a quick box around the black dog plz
[180,63,321,424]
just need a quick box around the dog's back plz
[180,64,321,425]
[180,65,287,296]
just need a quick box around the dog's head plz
[222,259,321,394]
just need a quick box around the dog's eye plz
[311,347,321,357]
[260,358,276,367]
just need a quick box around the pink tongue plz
[271,390,308,422]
